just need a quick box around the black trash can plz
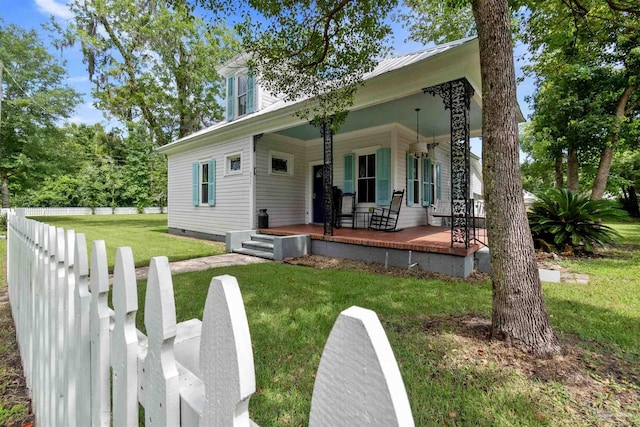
[258,209,269,228]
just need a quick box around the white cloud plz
[34,0,73,20]
[67,75,89,83]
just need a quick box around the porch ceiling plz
[275,91,483,141]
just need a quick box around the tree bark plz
[1,171,9,208]
[567,147,579,192]
[591,85,635,199]
[472,0,561,356]
[554,152,564,188]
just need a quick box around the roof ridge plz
[387,36,477,60]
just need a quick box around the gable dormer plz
[218,54,283,122]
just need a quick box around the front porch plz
[260,224,486,257]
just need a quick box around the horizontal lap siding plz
[255,135,307,227]
[167,136,252,236]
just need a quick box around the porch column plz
[423,78,474,248]
[320,119,334,236]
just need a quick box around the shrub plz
[528,188,627,252]
[0,213,6,232]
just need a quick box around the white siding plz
[470,156,483,199]
[255,135,307,227]
[257,81,280,110]
[167,136,253,237]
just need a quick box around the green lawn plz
[132,221,640,426]
[30,214,225,269]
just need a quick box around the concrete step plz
[242,240,274,252]
[233,247,274,260]
[251,234,275,244]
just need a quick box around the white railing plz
[2,207,168,217]
[7,213,414,427]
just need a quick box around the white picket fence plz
[6,213,415,427]
[1,207,167,217]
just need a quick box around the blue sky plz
[2,0,536,153]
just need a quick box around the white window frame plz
[268,150,294,176]
[199,160,210,206]
[236,72,248,117]
[430,161,437,205]
[225,152,243,176]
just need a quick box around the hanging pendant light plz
[409,108,429,157]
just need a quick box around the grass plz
[30,214,225,269]
[131,219,640,426]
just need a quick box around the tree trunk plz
[623,186,640,217]
[1,171,9,208]
[554,152,564,188]
[567,147,579,192]
[591,85,635,199]
[472,0,561,356]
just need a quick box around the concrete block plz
[539,268,561,283]
[475,246,491,274]
[273,235,311,261]
[225,230,257,253]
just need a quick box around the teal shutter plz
[376,148,391,205]
[226,76,235,121]
[207,159,216,206]
[422,157,432,206]
[343,153,354,193]
[192,162,199,206]
[246,74,255,114]
[406,153,414,206]
[436,163,442,200]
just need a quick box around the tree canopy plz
[55,0,238,145]
[0,21,81,208]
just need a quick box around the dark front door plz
[313,165,324,223]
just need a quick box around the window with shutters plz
[410,156,420,204]
[357,153,376,203]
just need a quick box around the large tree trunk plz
[567,147,579,192]
[591,86,635,199]
[554,152,564,188]
[472,0,561,356]
[1,171,9,208]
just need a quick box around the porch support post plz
[423,78,474,248]
[320,119,334,236]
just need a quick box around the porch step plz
[242,240,274,252]
[250,234,275,244]
[232,233,275,260]
[233,247,275,260]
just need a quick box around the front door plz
[312,165,324,223]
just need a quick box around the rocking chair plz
[334,191,356,229]
[369,190,404,231]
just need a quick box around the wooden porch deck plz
[260,224,487,257]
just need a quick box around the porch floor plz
[260,224,486,257]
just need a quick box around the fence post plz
[200,275,255,426]
[111,247,139,427]
[309,306,415,427]
[90,240,111,427]
[46,225,56,426]
[140,256,180,426]
[74,233,91,426]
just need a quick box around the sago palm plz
[528,188,626,252]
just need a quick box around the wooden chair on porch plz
[335,191,357,229]
[369,190,404,231]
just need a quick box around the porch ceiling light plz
[409,108,435,158]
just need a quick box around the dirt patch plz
[0,283,34,427]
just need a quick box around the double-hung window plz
[237,73,248,117]
[200,162,209,204]
[410,156,420,205]
[357,153,376,203]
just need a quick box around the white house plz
[157,37,489,248]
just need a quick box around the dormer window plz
[226,70,255,121]
[237,73,248,116]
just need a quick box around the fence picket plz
[309,306,415,427]
[200,275,255,427]
[90,240,111,427]
[112,247,139,427]
[140,256,180,426]
[55,227,67,427]
[65,229,76,427]
[74,233,92,426]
